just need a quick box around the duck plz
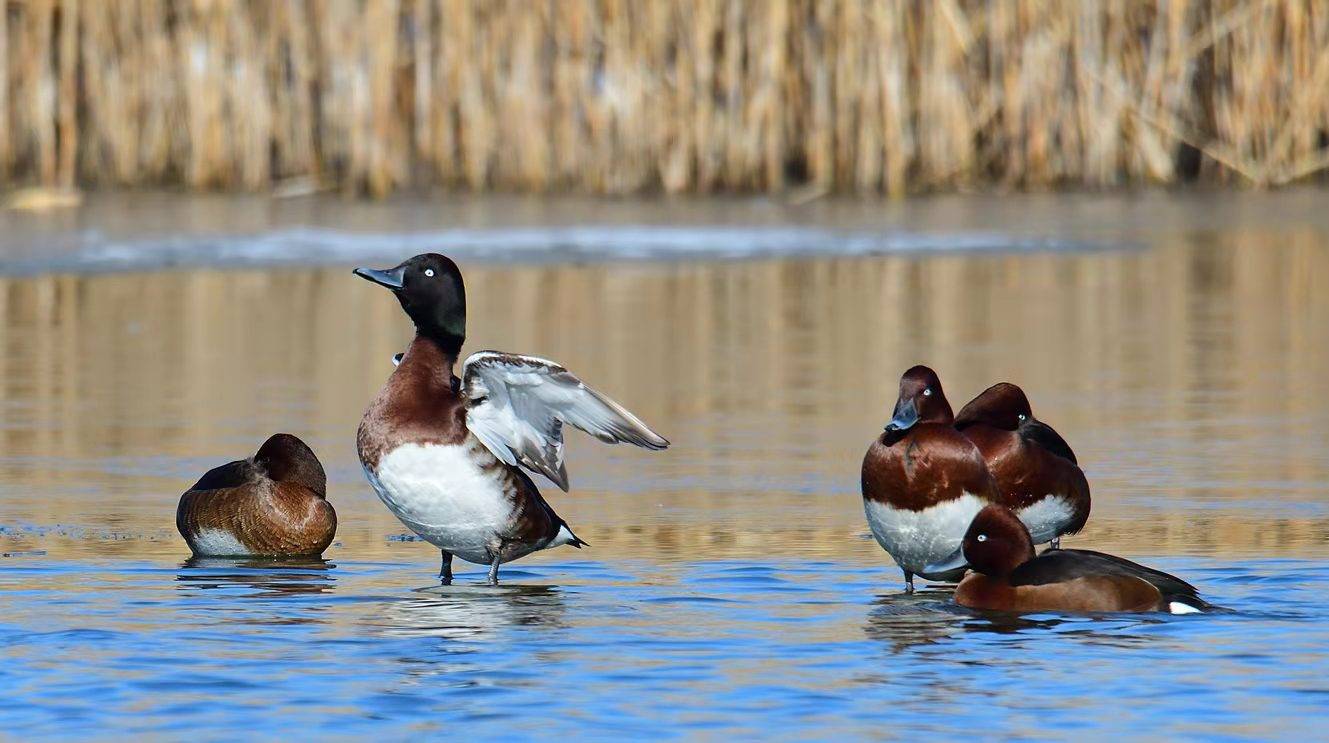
[954,382,1090,548]
[176,433,336,557]
[861,365,1003,593]
[925,504,1206,614]
[354,253,669,585]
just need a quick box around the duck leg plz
[903,570,915,594]
[1049,538,1061,550]
[487,553,501,586]
[439,550,454,585]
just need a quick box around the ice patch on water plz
[0,225,1123,276]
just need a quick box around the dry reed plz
[0,0,1326,196]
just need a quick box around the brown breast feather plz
[862,424,1000,511]
[357,336,468,471]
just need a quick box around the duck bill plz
[885,398,919,433]
[922,547,969,576]
[353,265,406,291]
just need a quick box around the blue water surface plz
[2,555,1326,739]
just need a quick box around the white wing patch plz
[461,351,669,490]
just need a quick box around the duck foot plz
[903,570,915,594]
[439,550,453,585]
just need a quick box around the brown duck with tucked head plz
[176,433,336,557]
[955,382,1090,549]
[926,504,1206,614]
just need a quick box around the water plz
[5,558,1328,738]
[2,190,1328,738]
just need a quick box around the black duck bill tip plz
[354,265,405,290]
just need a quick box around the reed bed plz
[0,0,1327,195]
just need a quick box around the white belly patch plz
[365,441,516,564]
[189,528,252,557]
[863,493,987,578]
[1017,496,1076,545]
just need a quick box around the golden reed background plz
[1,0,1328,195]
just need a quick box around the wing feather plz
[1012,548,1203,603]
[461,351,669,491]
[1020,419,1078,464]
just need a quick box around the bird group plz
[862,365,1204,614]
[176,252,1205,614]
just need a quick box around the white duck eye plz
[424,268,435,277]
[922,388,932,397]
[976,534,988,542]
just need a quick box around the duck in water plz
[355,253,669,585]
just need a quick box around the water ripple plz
[2,556,1326,738]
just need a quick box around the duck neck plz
[416,322,464,358]
[923,398,955,426]
[402,332,461,382]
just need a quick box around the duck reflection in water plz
[374,582,567,641]
[176,556,336,597]
[863,590,973,652]
[865,591,1174,655]
[864,592,1083,654]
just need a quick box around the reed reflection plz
[0,226,1325,561]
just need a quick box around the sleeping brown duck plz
[176,434,336,557]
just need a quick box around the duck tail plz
[1166,593,1212,614]
[1168,599,1204,615]
[555,522,588,549]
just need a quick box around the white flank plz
[366,441,516,565]
[190,528,251,557]
[1017,495,1077,546]
[1169,601,1203,615]
[863,493,987,578]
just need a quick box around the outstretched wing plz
[460,351,670,491]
